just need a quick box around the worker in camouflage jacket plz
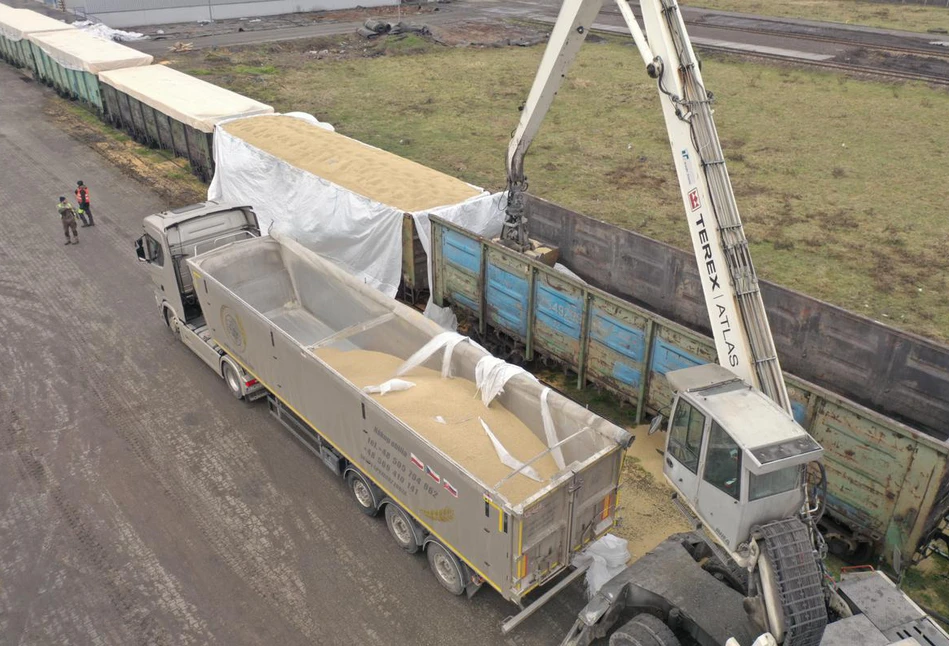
[57,197,79,245]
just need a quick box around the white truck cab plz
[135,201,265,400]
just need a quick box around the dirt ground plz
[45,99,207,207]
[133,4,444,40]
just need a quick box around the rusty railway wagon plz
[429,210,949,572]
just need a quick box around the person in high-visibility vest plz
[75,180,94,227]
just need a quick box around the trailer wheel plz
[222,362,244,400]
[609,613,680,646]
[426,542,465,596]
[347,472,380,517]
[385,504,421,554]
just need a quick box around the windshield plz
[749,466,800,501]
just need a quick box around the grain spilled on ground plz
[615,425,691,558]
[315,348,559,505]
[222,115,481,212]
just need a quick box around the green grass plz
[172,37,949,342]
[232,64,279,75]
[684,0,949,34]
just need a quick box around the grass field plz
[171,34,949,342]
[686,0,949,33]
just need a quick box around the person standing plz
[75,180,94,227]
[57,197,79,245]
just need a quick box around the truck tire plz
[347,472,380,517]
[163,307,180,340]
[609,613,680,646]
[426,542,465,596]
[221,362,244,400]
[385,504,421,554]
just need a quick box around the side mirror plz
[135,237,148,262]
[648,414,665,435]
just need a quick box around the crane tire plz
[609,613,680,646]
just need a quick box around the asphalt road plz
[0,64,583,645]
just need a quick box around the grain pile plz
[223,116,482,212]
[316,347,559,504]
[614,425,692,558]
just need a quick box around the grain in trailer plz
[99,65,273,181]
[26,28,151,111]
[186,230,630,609]
[0,7,74,70]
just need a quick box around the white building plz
[50,0,394,28]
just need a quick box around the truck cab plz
[135,201,264,400]
[662,364,823,553]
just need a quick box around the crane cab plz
[660,364,823,553]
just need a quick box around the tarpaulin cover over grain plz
[99,65,274,133]
[27,28,151,73]
[0,8,75,41]
[210,114,503,297]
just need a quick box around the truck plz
[495,0,949,642]
[135,200,632,626]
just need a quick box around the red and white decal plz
[443,480,458,498]
[688,188,701,211]
[410,454,425,470]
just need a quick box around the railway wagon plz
[429,214,949,571]
[26,28,151,111]
[184,228,630,619]
[0,6,74,69]
[99,65,273,182]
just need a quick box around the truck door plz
[664,395,708,504]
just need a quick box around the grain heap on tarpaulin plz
[316,347,559,505]
[222,115,482,212]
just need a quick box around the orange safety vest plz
[75,186,90,204]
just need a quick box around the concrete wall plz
[61,0,394,27]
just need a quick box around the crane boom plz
[504,0,791,412]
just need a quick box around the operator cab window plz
[668,400,706,473]
[703,421,741,500]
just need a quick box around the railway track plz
[694,40,949,86]
[586,6,949,85]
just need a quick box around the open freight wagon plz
[186,230,630,618]
[430,214,949,572]
[99,65,274,182]
[0,6,74,69]
[26,28,151,111]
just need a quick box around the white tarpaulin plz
[209,113,504,300]
[99,65,273,133]
[0,8,75,41]
[27,28,152,73]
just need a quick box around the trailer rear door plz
[512,446,623,598]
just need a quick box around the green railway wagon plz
[26,28,151,112]
[99,65,273,182]
[429,214,949,572]
[0,7,74,70]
